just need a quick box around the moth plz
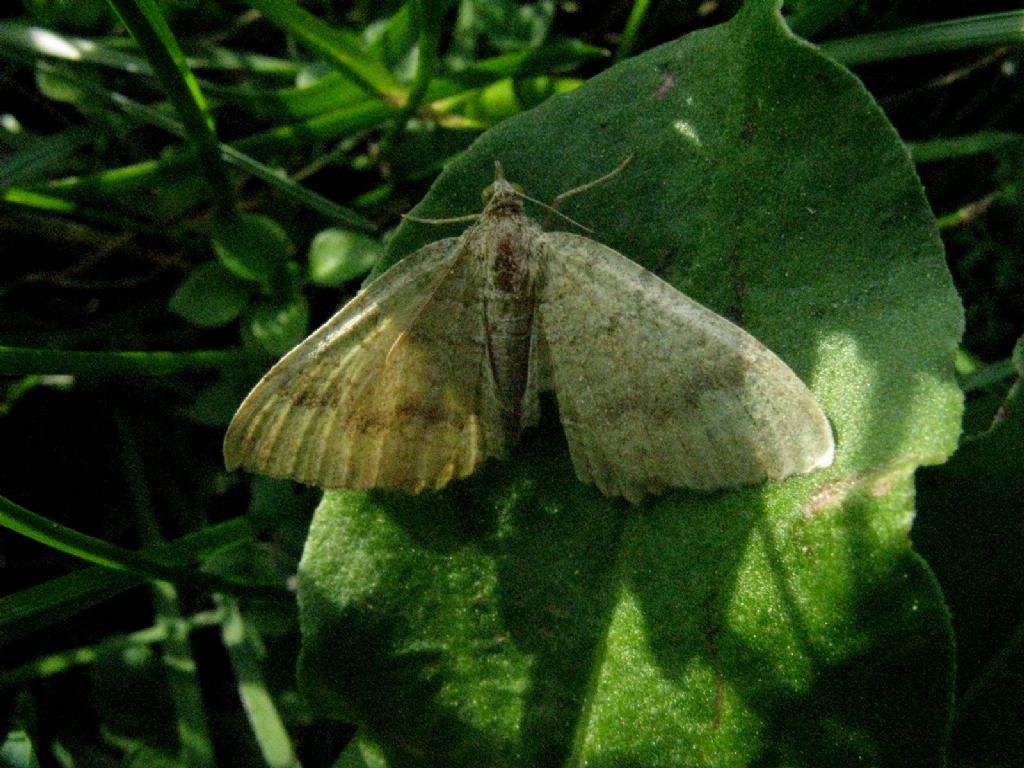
[224,162,834,504]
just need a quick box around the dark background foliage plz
[0,0,1021,766]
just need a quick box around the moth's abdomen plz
[480,218,540,437]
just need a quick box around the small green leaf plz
[308,229,383,286]
[168,262,250,328]
[189,376,246,426]
[212,213,291,285]
[147,170,209,222]
[334,735,388,768]
[34,66,89,105]
[0,728,39,768]
[247,296,310,357]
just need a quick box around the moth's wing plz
[224,237,507,493]
[536,232,834,504]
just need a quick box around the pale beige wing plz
[536,232,834,504]
[224,237,508,493]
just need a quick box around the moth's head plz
[483,161,524,205]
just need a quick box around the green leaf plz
[169,262,250,328]
[211,213,291,285]
[299,3,963,765]
[247,296,310,357]
[308,229,384,286]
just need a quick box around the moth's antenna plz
[402,154,634,232]
[516,192,595,233]
[542,154,635,230]
[403,212,480,225]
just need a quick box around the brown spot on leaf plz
[654,70,676,99]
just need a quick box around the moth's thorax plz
[473,185,535,285]
[481,212,540,297]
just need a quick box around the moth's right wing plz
[224,238,507,493]
[536,232,834,504]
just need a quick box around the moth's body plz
[224,163,834,504]
[474,182,542,441]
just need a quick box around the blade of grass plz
[1,569,144,647]
[366,1,416,65]
[104,88,376,231]
[908,132,1024,163]
[219,597,302,768]
[1,185,181,235]
[0,125,97,187]
[37,98,395,204]
[0,610,223,688]
[118,415,216,768]
[0,518,261,648]
[0,21,303,79]
[455,40,608,80]
[408,0,444,117]
[615,0,652,61]
[141,584,219,766]
[936,188,1009,229]
[380,0,444,148]
[0,346,244,376]
[246,0,403,100]
[0,21,153,71]
[21,58,375,228]
[786,0,861,38]
[958,356,1016,394]
[822,10,1024,66]
[0,492,288,600]
[205,71,370,121]
[107,0,235,213]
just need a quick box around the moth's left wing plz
[536,232,834,504]
[224,238,508,493]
